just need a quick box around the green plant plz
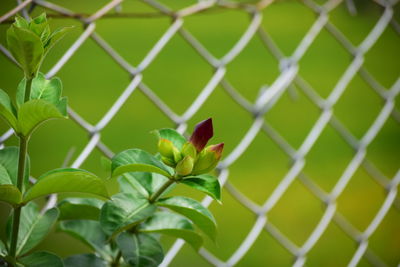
[0,13,222,267]
[59,118,223,267]
[0,13,108,267]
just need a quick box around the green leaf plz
[32,13,47,24]
[14,15,29,29]
[30,73,66,115]
[64,254,107,267]
[0,147,30,189]
[0,164,12,185]
[0,89,18,130]
[7,25,44,78]
[111,149,172,178]
[116,232,164,267]
[7,202,59,255]
[29,13,50,43]
[0,239,6,257]
[17,73,67,116]
[100,193,156,237]
[157,196,217,241]
[100,156,112,173]
[56,96,68,117]
[0,184,22,206]
[23,168,109,203]
[139,211,203,250]
[64,254,106,267]
[145,173,174,196]
[19,251,63,267]
[181,174,221,202]
[119,172,169,198]
[43,26,73,55]
[18,99,65,136]
[153,128,186,150]
[16,78,26,108]
[118,173,150,198]
[58,198,103,221]
[58,220,113,260]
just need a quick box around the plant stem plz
[9,137,28,264]
[111,251,122,267]
[8,74,32,266]
[16,138,28,190]
[148,178,175,203]
[24,77,33,102]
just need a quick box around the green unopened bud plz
[161,156,176,167]
[158,139,175,158]
[158,139,182,167]
[172,147,183,163]
[192,143,224,175]
[181,142,197,159]
[175,156,194,176]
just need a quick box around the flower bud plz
[161,156,175,167]
[192,143,224,175]
[175,156,194,176]
[189,118,213,152]
[158,139,182,167]
[158,138,176,158]
[181,142,197,159]
[172,148,183,163]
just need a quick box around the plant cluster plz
[0,14,223,267]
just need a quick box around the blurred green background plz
[1,0,400,266]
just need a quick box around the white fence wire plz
[1,0,400,266]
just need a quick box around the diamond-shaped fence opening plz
[0,0,399,266]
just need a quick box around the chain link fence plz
[0,0,399,266]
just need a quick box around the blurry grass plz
[0,0,400,266]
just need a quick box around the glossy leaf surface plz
[19,251,63,267]
[7,202,59,255]
[0,164,12,185]
[6,25,43,77]
[17,73,67,116]
[58,220,112,259]
[116,232,164,267]
[58,198,103,221]
[139,211,203,250]
[157,196,217,241]
[100,193,155,237]
[0,89,18,130]
[0,184,22,206]
[18,99,65,136]
[181,174,221,202]
[112,149,172,178]
[119,172,169,198]
[0,147,30,189]
[24,168,109,202]
[0,239,6,257]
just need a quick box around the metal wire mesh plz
[1,0,399,266]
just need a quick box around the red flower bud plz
[189,118,213,152]
[208,143,224,160]
[192,143,224,175]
